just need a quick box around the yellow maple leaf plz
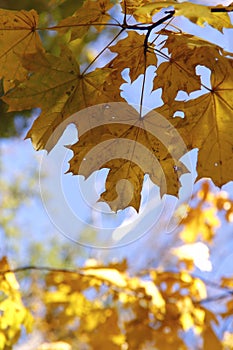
[0,9,43,91]
[153,31,222,105]
[3,48,123,151]
[121,0,151,15]
[87,309,123,350]
[54,0,115,41]
[99,159,144,211]
[172,56,233,187]
[67,103,188,211]
[134,1,233,31]
[109,31,157,82]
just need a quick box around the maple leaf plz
[3,48,124,151]
[0,9,43,92]
[121,0,151,15]
[161,30,223,71]
[153,31,222,104]
[98,159,144,212]
[172,56,233,187]
[134,1,233,31]
[54,0,115,41]
[109,31,157,82]
[67,103,188,211]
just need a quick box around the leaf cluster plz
[0,0,233,210]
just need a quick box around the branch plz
[198,292,233,304]
[2,265,233,307]
[0,265,79,275]
[211,7,233,12]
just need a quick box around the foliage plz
[0,0,233,349]
[1,0,233,210]
[0,257,33,350]
[0,181,232,349]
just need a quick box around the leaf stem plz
[40,22,121,31]
[139,59,147,118]
[139,10,175,117]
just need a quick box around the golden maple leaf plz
[121,0,151,15]
[67,103,188,211]
[3,48,124,151]
[54,0,115,41]
[153,31,221,105]
[0,9,43,92]
[134,1,233,31]
[172,56,233,187]
[109,31,157,82]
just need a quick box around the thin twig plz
[82,28,125,75]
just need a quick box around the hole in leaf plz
[173,111,184,118]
